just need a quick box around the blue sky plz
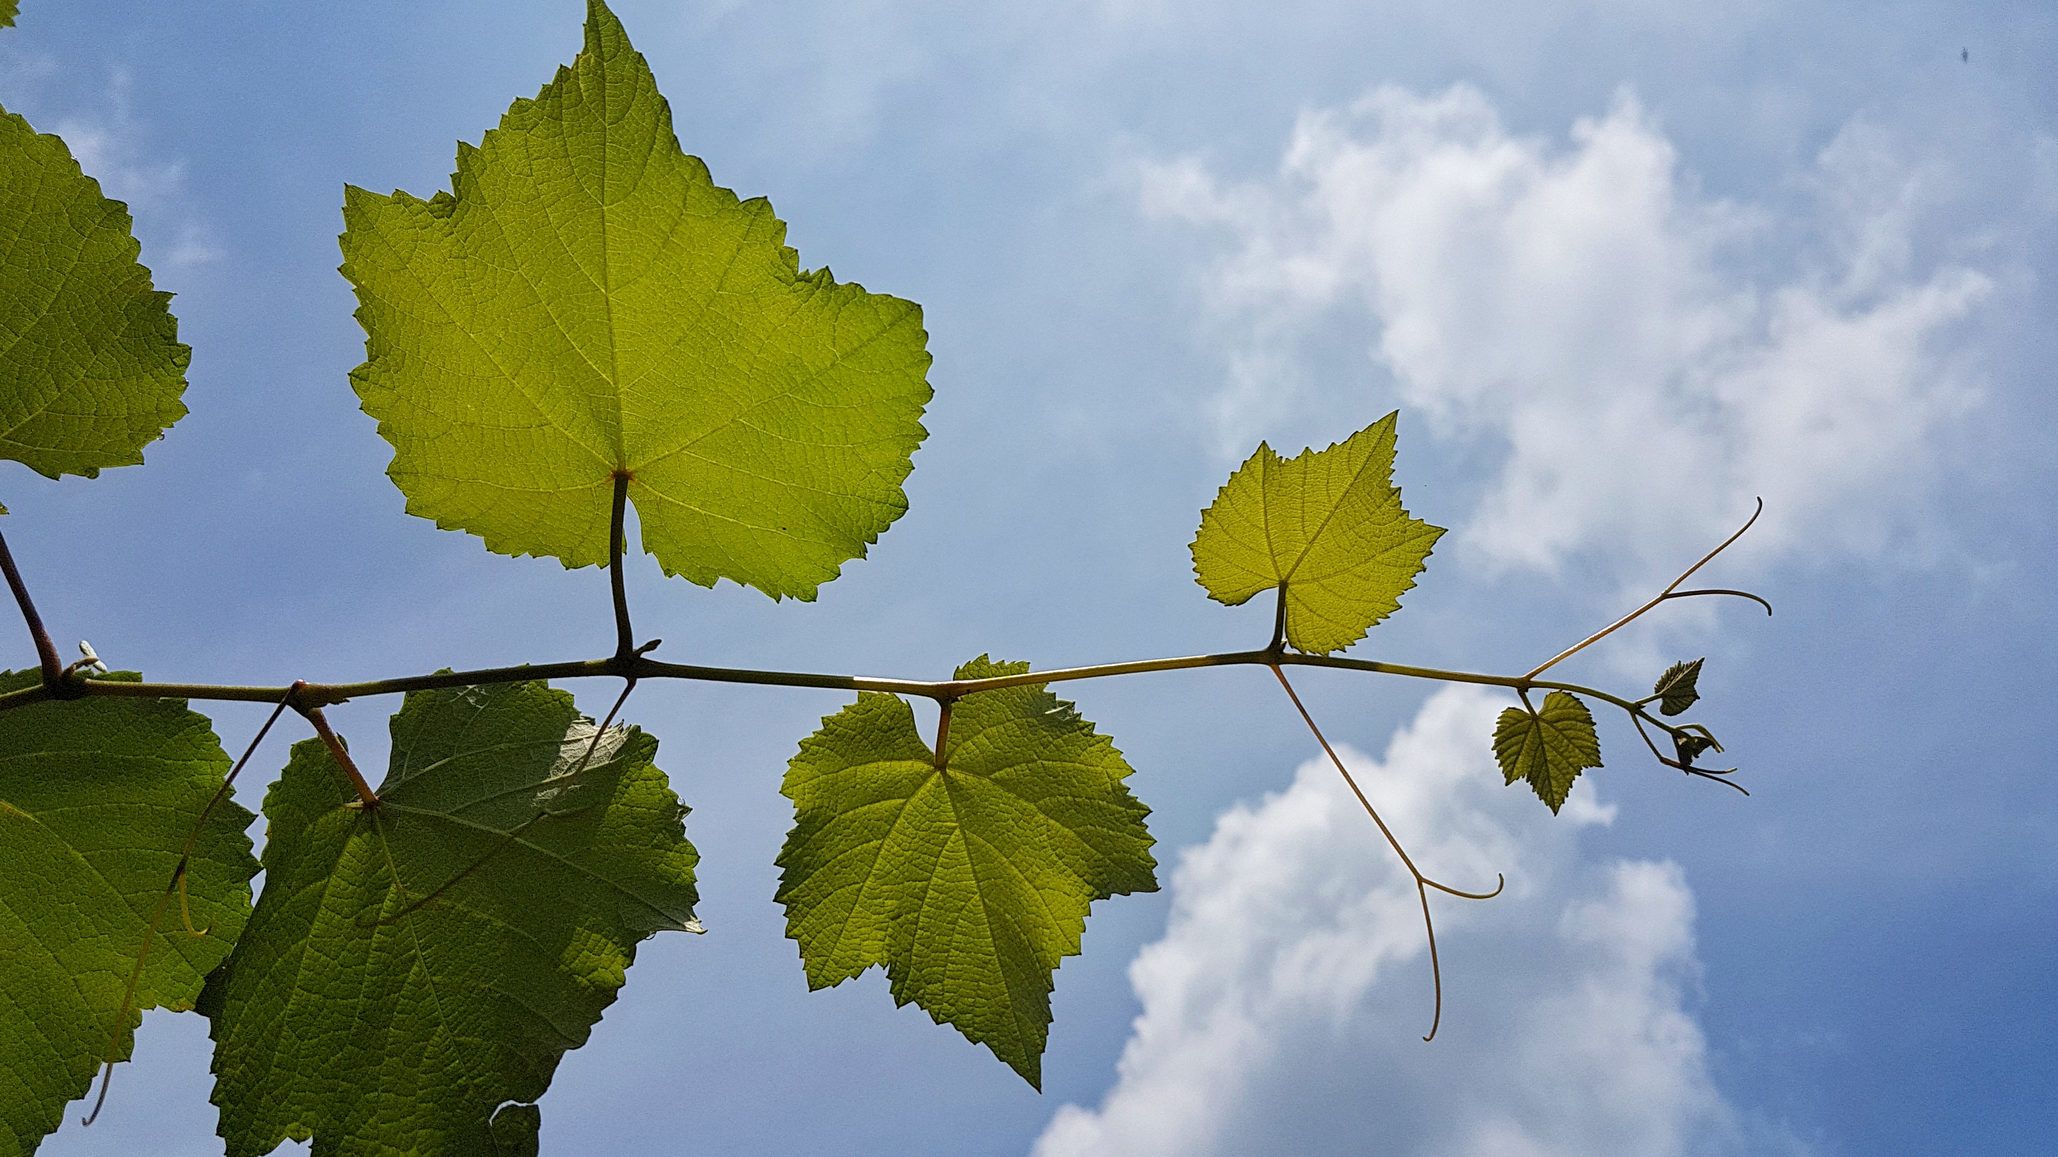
[5,0,2054,1153]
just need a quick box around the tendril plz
[1526,499,1768,681]
[1268,663,1501,1042]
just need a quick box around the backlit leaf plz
[0,670,254,1155]
[775,657,1156,1087]
[0,109,188,489]
[1191,413,1444,654]
[200,680,699,1156]
[1493,691,1603,813]
[340,0,931,597]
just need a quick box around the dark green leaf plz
[200,680,699,1156]
[0,109,188,486]
[1492,691,1603,813]
[0,670,255,1153]
[1653,658,1704,716]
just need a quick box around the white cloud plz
[1138,85,1992,580]
[1036,688,1802,1157]
[47,69,222,269]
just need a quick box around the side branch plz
[0,526,65,689]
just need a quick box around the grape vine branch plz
[0,498,1766,736]
[0,472,1767,1057]
[0,0,1774,1150]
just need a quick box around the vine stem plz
[0,641,1744,797]
[1268,663,1502,1042]
[0,525,65,689]
[0,648,1662,716]
[1524,498,1770,681]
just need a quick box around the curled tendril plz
[1526,499,1769,682]
[1662,588,1774,616]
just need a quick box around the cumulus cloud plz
[1138,85,1991,578]
[1036,688,1799,1157]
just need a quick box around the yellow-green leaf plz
[775,657,1157,1087]
[1191,413,1444,654]
[340,0,931,598]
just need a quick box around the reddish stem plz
[0,527,64,688]
[301,705,379,808]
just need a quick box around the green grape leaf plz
[340,0,931,598]
[199,680,699,1156]
[1191,412,1444,654]
[1653,657,1704,716]
[774,656,1157,1088]
[0,670,255,1155]
[0,109,189,489]
[487,1104,540,1157]
[0,3,17,30]
[1493,691,1603,814]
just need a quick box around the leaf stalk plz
[298,701,380,809]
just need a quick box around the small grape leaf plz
[199,681,699,1157]
[0,670,255,1155]
[774,656,1157,1088]
[1493,691,1602,814]
[0,3,17,30]
[0,109,189,490]
[1191,412,1444,654]
[1654,658,1703,716]
[340,0,931,598]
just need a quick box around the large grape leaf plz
[1191,413,1444,654]
[199,681,700,1156]
[0,670,254,1156]
[340,0,931,598]
[0,109,189,496]
[1493,691,1603,813]
[775,656,1157,1087]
